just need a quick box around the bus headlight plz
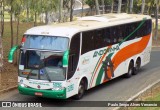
[19,83,27,88]
[52,87,65,91]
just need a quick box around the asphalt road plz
[0,48,160,110]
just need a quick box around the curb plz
[0,86,17,95]
[113,79,160,110]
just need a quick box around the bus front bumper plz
[18,85,66,99]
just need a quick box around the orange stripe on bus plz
[112,34,151,72]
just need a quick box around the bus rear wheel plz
[74,79,85,100]
[125,61,134,78]
[133,58,141,75]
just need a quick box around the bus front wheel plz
[74,79,85,100]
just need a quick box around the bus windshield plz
[22,35,69,51]
[19,50,65,81]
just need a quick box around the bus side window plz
[146,20,152,35]
[132,22,138,39]
[110,27,118,44]
[142,21,147,36]
[82,31,94,54]
[137,21,142,37]
[134,22,140,38]
[126,23,136,41]
[117,25,124,42]
[68,54,75,78]
[67,33,80,80]
[104,28,112,45]
[94,29,104,49]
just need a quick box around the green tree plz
[59,0,63,22]
[42,0,58,24]
[85,0,95,15]
[30,0,40,26]
[0,0,4,37]
[13,0,23,64]
[8,0,14,48]
[146,0,155,15]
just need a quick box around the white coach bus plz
[8,13,152,99]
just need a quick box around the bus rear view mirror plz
[62,50,69,68]
[8,45,20,63]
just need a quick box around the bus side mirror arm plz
[8,45,21,63]
[62,50,69,68]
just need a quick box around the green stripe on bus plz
[96,68,104,86]
[96,53,113,86]
[89,56,102,88]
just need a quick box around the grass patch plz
[129,84,160,110]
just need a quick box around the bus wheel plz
[133,58,141,75]
[125,61,134,78]
[74,79,85,100]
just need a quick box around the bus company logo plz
[29,81,50,86]
[93,45,120,58]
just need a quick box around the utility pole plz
[0,0,3,90]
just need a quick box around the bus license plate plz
[35,92,43,96]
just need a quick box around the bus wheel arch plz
[124,59,134,78]
[74,77,88,100]
[133,57,141,75]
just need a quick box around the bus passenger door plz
[66,33,80,98]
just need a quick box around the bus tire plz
[124,61,134,78]
[133,58,141,75]
[74,79,85,100]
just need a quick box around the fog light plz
[20,83,27,87]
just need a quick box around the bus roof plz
[25,13,151,38]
